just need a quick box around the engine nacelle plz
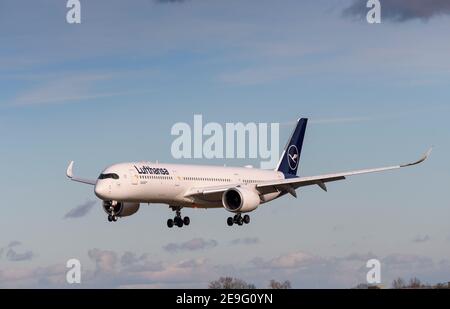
[222,187,260,213]
[103,201,140,217]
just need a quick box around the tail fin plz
[276,118,308,176]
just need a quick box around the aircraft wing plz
[256,148,432,196]
[185,148,431,200]
[66,161,97,185]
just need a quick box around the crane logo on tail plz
[287,145,299,170]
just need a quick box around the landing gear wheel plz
[243,215,250,224]
[183,216,190,226]
[168,207,188,228]
[108,215,112,222]
[227,217,234,226]
[112,216,118,222]
[232,213,245,226]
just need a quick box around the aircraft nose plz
[94,182,109,199]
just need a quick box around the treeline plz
[354,277,450,289]
[208,277,291,289]
[391,277,450,289]
[208,276,450,289]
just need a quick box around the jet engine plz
[222,187,260,213]
[103,201,140,217]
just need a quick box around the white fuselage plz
[67,116,429,227]
[94,162,285,208]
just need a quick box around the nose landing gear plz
[104,201,119,223]
[167,207,190,228]
[227,214,250,226]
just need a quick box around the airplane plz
[66,118,431,228]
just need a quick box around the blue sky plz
[0,0,449,288]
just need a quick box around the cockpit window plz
[98,173,119,180]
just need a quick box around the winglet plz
[66,161,74,178]
[65,161,97,185]
[400,148,432,168]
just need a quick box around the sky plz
[0,0,449,288]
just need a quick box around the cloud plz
[163,238,218,253]
[6,250,34,262]
[83,249,212,288]
[230,238,260,246]
[310,116,377,125]
[88,249,118,274]
[249,251,450,288]
[382,253,434,270]
[218,66,302,86]
[0,248,449,288]
[252,251,320,269]
[120,251,150,267]
[64,200,97,219]
[248,251,371,288]
[0,241,34,262]
[412,235,431,243]
[281,116,382,128]
[344,0,450,22]
[0,264,68,288]
[11,74,113,106]
[7,241,21,247]
[0,248,212,288]
[8,71,148,106]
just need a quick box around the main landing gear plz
[167,208,190,228]
[227,214,250,226]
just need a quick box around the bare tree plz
[392,277,406,289]
[434,282,450,289]
[209,277,256,289]
[408,277,423,289]
[269,279,292,289]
